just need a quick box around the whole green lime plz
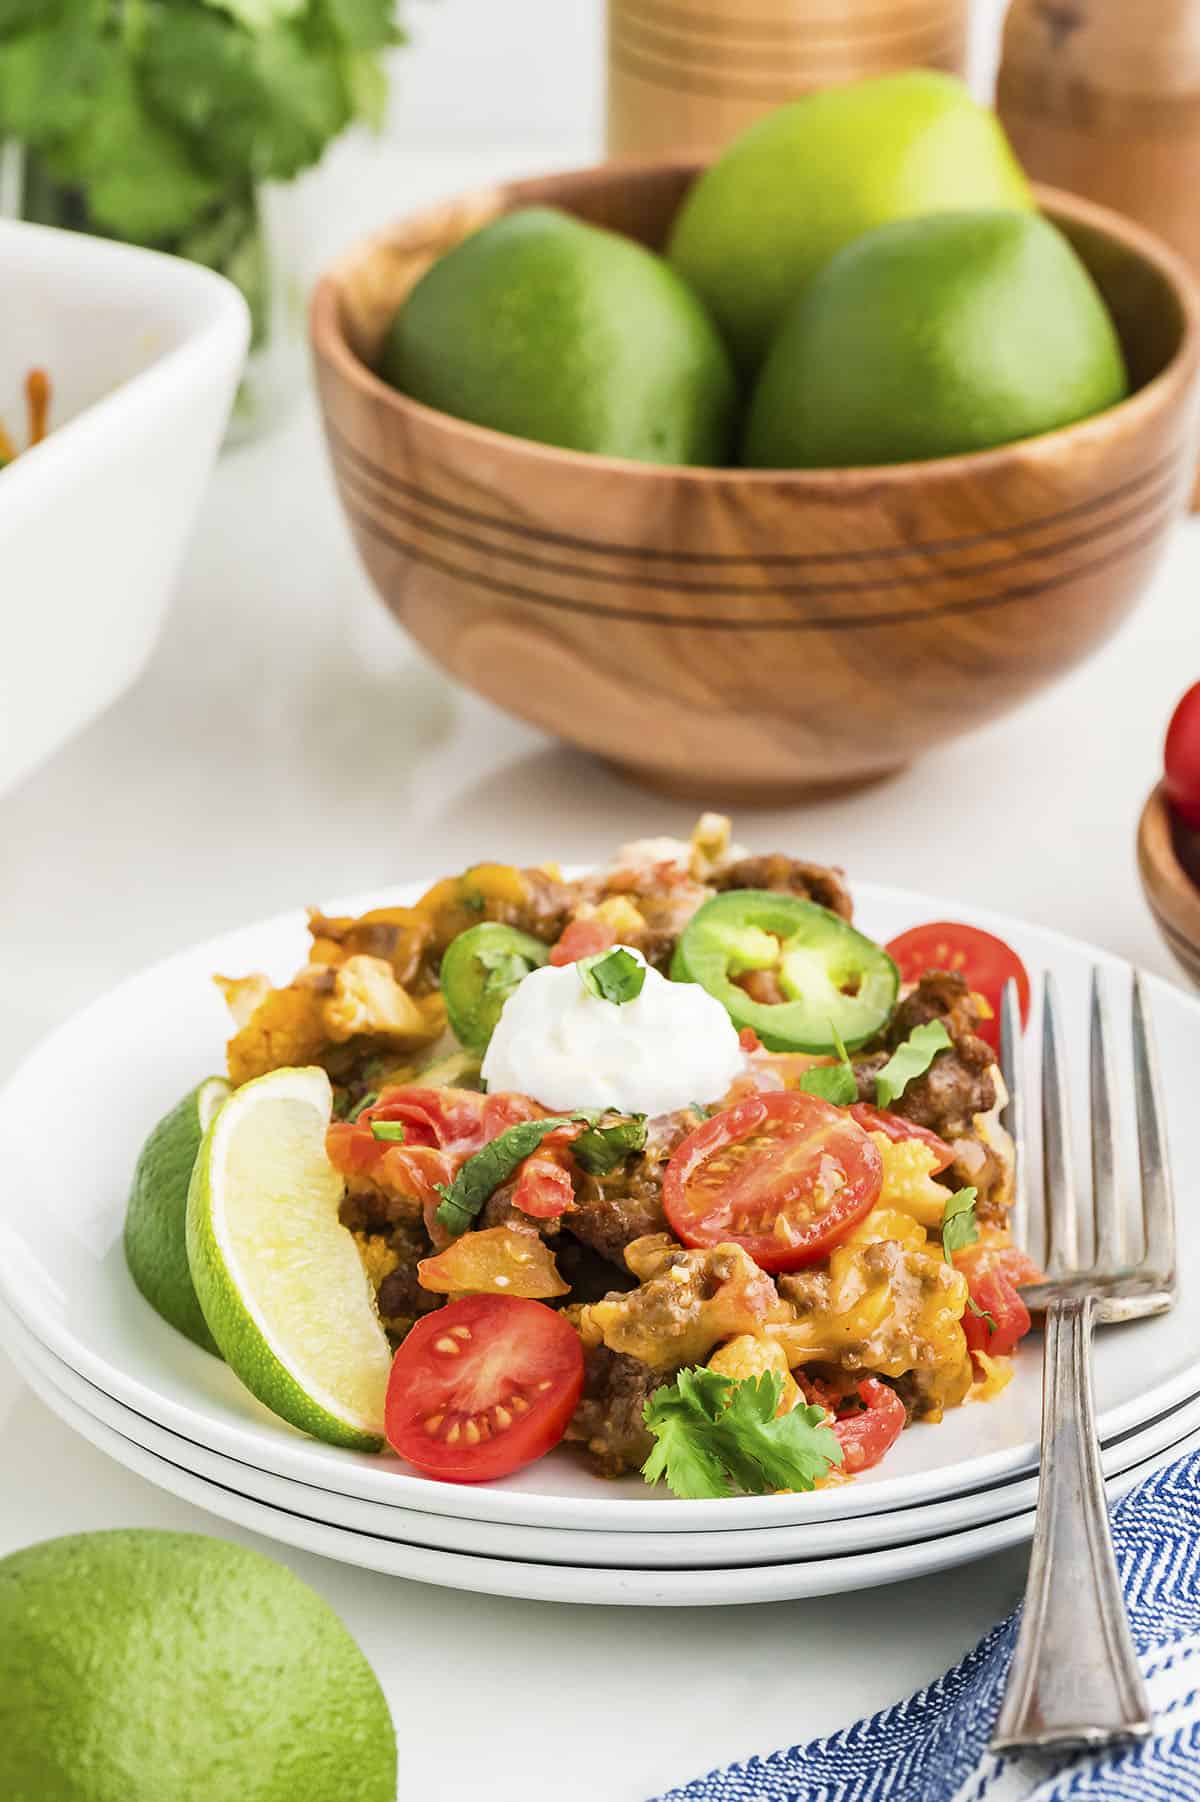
[124,1078,229,1355]
[379,205,737,464]
[743,209,1129,468]
[667,71,1033,371]
[0,1531,396,1802]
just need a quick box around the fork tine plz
[1000,977,1027,1252]
[1042,973,1079,1276]
[1090,967,1123,1274]
[1132,972,1176,1287]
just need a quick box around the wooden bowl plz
[311,161,1200,804]
[1137,783,1200,986]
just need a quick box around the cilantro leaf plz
[435,1115,585,1237]
[317,0,404,51]
[966,1295,997,1332]
[579,947,646,1006]
[203,0,307,32]
[477,947,536,998]
[798,1021,857,1107]
[874,1020,952,1110]
[641,1366,843,1500]
[570,1115,648,1177]
[941,1186,980,1260]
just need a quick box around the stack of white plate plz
[2,885,1196,1606]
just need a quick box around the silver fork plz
[989,968,1177,1756]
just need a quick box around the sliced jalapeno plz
[440,922,549,1053]
[671,889,897,1054]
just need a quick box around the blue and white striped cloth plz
[654,1452,1200,1802]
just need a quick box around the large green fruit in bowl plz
[743,209,1129,469]
[667,70,1033,371]
[379,204,738,465]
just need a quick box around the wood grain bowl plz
[311,161,1200,804]
[1138,783,1200,987]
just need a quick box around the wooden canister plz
[607,0,970,159]
[997,0,1200,502]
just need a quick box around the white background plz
[2,2,1197,1798]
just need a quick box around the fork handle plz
[990,1295,1151,1754]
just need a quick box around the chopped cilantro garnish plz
[434,1114,593,1237]
[941,1186,980,1260]
[578,947,645,1005]
[966,1296,997,1332]
[874,1020,952,1109]
[798,1021,857,1106]
[370,1121,406,1143]
[570,1116,647,1176]
[641,1367,842,1500]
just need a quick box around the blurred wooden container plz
[607,0,969,158]
[997,0,1200,505]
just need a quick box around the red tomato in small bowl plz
[884,921,1031,1055]
[1165,681,1200,831]
[385,1294,584,1483]
[662,1090,882,1273]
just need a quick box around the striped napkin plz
[653,1452,1200,1802]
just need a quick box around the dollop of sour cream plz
[480,946,744,1117]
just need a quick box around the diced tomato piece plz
[956,1245,1041,1356]
[738,1026,763,1053]
[830,1378,906,1475]
[511,1151,576,1219]
[848,1103,955,1172]
[549,918,618,966]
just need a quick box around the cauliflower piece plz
[219,954,443,1086]
[575,1234,786,1370]
[214,972,272,1030]
[871,1133,954,1230]
[321,954,430,1042]
[773,1213,970,1405]
[709,1333,801,1414]
[223,982,330,1086]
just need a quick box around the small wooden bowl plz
[1137,783,1200,986]
[311,161,1200,804]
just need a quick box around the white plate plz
[10,1328,1200,1606]
[1,880,1196,1533]
[10,1304,1200,1570]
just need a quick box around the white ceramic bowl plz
[0,220,250,796]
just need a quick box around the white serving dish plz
[0,220,249,795]
[1,879,1197,1539]
[7,1302,1200,1571]
[10,1327,1200,1606]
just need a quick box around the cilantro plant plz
[642,1367,842,1499]
[0,0,404,345]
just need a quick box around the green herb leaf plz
[799,1021,857,1106]
[570,1116,648,1176]
[202,0,306,32]
[579,947,645,1006]
[345,1089,379,1124]
[941,1186,980,1261]
[966,1295,996,1332]
[874,1019,952,1110]
[318,0,403,52]
[641,1366,842,1500]
[370,1120,406,1143]
[477,947,535,998]
[435,1116,581,1237]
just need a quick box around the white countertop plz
[3,120,1199,1800]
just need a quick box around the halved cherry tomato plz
[385,1294,584,1482]
[549,918,618,966]
[884,922,1031,1055]
[956,1245,1042,1356]
[662,1091,883,1273]
[1165,681,1200,830]
[830,1378,906,1475]
[848,1103,955,1173]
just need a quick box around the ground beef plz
[377,1264,441,1323]
[854,971,997,1141]
[566,1171,668,1265]
[715,854,853,921]
[565,1346,659,1477]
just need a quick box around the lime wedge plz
[186,1066,391,1451]
[125,1077,231,1355]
